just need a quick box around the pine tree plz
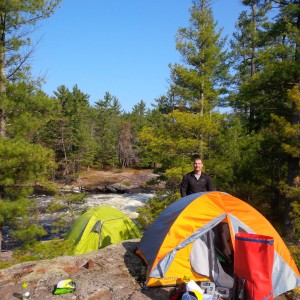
[139,0,229,191]
[0,138,56,251]
[230,0,272,131]
[42,84,96,177]
[0,0,61,137]
[231,0,300,239]
[169,0,229,114]
[94,92,123,168]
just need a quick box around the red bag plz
[234,232,274,300]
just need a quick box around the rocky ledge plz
[0,239,288,300]
[55,169,165,194]
[0,239,173,300]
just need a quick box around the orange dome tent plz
[135,191,300,297]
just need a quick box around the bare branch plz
[271,0,289,5]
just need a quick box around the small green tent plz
[66,205,142,254]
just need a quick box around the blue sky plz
[31,0,243,112]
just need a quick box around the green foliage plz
[285,185,300,240]
[0,0,300,260]
[169,0,229,112]
[46,202,65,213]
[50,215,69,236]
[0,138,55,250]
[165,166,189,192]
[94,92,123,168]
[128,100,150,134]
[0,0,62,82]
[0,138,56,198]
[136,192,180,230]
[10,224,47,245]
[0,199,28,227]
[0,261,14,270]
[42,85,97,176]
[13,239,73,263]
[56,192,87,208]
[288,242,300,271]
[5,83,56,141]
[284,242,300,299]
[139,110,224,173]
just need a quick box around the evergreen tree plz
[5,82,55,141]
[168,0,229,113]
[273,0,300,240]
[136,108,166,168]
[94,92,123,168]
[0,1,61,252]
[0,138,56,251]
[144,0,229,189]
[230,0,272,131]
[41,85,96,177]
[129,100,149,134]
[231,0,300,239]
[0,0,61,137]
[153,93,178,114]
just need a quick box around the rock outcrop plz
[0,239,289,300]
[0,239,172,300]
[73,169,164,194]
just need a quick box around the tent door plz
[190,230,234,288]
[91,220,103,249]
[190,234,211,277]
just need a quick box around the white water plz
[3,193,154,249]
[80,193,153,218]
[35,192,154,221]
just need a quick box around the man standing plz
[180,158,214,197]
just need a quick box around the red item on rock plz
[234,232,274,300]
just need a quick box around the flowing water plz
[35,192,154,220]
[2,193,154,250]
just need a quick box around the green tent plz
[66,205,142,254]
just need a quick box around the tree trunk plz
[284,157,299,240]
[0,225,2,256]
[249,2,257,133]
[0,12,7,138]
[0,109,6,137]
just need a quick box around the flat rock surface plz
[0,240,173,300]
[0,240,289,300]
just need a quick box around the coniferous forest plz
[0,0,299,276]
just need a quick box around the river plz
[35,192,154,219]
[2,193,154,250]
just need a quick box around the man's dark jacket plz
[180,171,214,197]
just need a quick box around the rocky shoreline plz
[52,168,165,195]
[31,168,163,196]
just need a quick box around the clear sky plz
[31,0,243,112]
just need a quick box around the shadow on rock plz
[12,292,23,299]
[122,241,172,300]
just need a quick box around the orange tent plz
[135,191,300,297]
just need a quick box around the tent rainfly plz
[66,205,142,254]
[135,191,300,298]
